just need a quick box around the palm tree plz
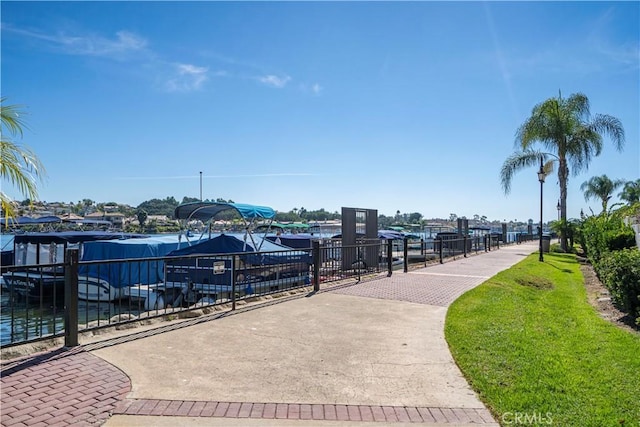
[1,98,46,219]
[580,175,625,213]
[618,179,640,205]
[500,91,625,251]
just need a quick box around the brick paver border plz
[115,398,496,424]
[1,348,131,426]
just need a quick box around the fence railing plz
[0,235,533,348]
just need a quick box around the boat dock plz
[1,242,539,426]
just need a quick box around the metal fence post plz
[438,237,443,264]
[312,240,320,291]
[403,237,408,273]
[387,239,393,276]
[231,255,237,311]
[64,248,79,348]
[356,242,361,281]
[463,235,468,257]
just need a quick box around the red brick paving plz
[112,398,495,423]
[1,347,130,426]
[0,340,497,425]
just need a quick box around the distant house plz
[60,213,84,221]
[84,211,126,228]
[147,215,177,226]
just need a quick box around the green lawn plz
[445,252,640,427]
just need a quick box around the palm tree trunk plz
[559,159,569,252]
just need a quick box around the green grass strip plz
[445,252,640,427]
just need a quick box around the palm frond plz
[618,179,640,204]
[1,193,17,219]
[0,139,46,207]
[0,97,29,138]
[590,113,625,151]
[565,92,590,119]
[580,174,626,212]
[500,150,543,194]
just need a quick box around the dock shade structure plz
[174,202,276,222]
[174,201,277,251]
[1,215,62,228]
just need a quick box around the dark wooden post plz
[64,248,79,347]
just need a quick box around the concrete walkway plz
[1,242,538,426]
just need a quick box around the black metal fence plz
[1,235,533,348]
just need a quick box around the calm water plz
[0,293,144,346]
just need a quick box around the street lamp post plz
[556,200,561,243]
[199,171,203,201]
[537,159,545,262]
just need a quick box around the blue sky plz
[2,1,638,222]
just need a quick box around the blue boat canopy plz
[13,231,147,245]
[174,202,276,222]
[80,234,192,288]
[167,234,311,266]
[1,215,62,226]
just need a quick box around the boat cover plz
[174,202,276,221]
[79,235,193,288]
[265,233,317,249]
[378,230,407,240]
[1,215,62,226]
[332,230,405,240]
[13,231,147,245]
[167,234,311,265]
[165,234,310,289]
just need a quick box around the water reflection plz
[0,293,142,346]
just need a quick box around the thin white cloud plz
[258,74,291,88]
[505,6,639,76]
[164,63,209,92]
[587,7,640,70]
[3,24,147,58]
[299,82,323,96]
[595,42,640,69]
[4,23,315,94]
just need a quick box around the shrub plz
[598,248,640,322]
[549,242,564,253]
[581,213,637,266]
[549,242,576,254]
[605,229,637,251]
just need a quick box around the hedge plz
[598,248,640,324]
